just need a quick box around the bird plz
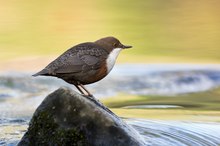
[33,36,132,97]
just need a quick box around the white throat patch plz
[106,48,122,73]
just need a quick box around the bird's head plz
[94,36,132,53]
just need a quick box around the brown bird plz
[33,36,132,96]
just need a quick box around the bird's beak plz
[121,44,132,49]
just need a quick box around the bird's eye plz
[113,43,117,47]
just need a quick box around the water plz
[129,119,220,146]
[1,64,220,146]
[1,118,220,146]
[0,118,28,146]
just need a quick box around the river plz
[1,64,220,146]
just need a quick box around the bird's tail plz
[32,69,49,77]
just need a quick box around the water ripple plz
[128,119,220,146]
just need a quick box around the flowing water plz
[1,64,220,146]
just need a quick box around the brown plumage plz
[33,36,132,96]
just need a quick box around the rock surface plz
[18,87,146,146]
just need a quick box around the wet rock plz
[18,87,146,146]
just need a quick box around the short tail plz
[32,69,49,77]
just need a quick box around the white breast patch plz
[106,48,122,73]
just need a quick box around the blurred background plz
[1,0,220,145]
[1,0,220,70]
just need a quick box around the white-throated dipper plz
[33,36,132,96]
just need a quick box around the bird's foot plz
[82,93,94,99]
[82,94,98,103]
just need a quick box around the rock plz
[18,87,146,146]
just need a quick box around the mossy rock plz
[18,87,146,146]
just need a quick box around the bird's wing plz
[45,43,108,74]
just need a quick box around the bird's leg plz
[75,85,86,95]
[74,82,94,97]
[78,84,93,97]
